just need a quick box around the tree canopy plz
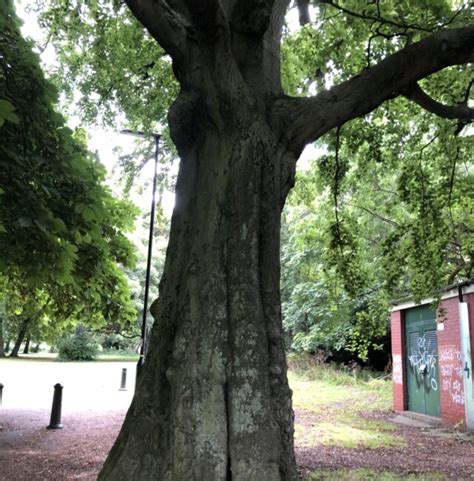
[34,0,473,361]
[0,0,138,352]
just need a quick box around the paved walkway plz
[0,359,135,412]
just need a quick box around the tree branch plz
[297,0,310,26]
[447,257,474,285]
[225,0,289,96]
[347,203,400,227]
[273,27,474,150]
[125,0,191,69]
[401,83,474,122]
[319,0,466,34]
[463,79,474,103]
[319,0,432,32]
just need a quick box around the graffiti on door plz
[408,333,438,391]
[439,346,464,406]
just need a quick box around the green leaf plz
[0,99,20,126]
[18,217,32,227]
[50,217,67,233]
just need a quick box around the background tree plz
[281,195,390,364]
[35,1,473,479]
[101,208,170,352]
[0,298,6,357]
[281,98,473,363]
[0,0,138,354]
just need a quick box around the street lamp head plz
[120,129,161,140]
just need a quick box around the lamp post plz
[120,129,161,381]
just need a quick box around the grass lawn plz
[7,352,139,362]
[288,361,464,480]
[97,353,139,362]
[290,363,402,450]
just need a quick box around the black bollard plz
[0,383,3,406]
[47,383,63,429]
[119,368,127,391]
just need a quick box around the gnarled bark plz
[100,85,298,479]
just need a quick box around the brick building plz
[391,281,474,430]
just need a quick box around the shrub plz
[287,352,382,386]
[58,325,99,361]
[99,333,137,353]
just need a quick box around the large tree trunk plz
[100,96,298,480]
[9,318,30,358]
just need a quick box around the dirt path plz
[296,409,474,480]
[0,408,122,480]
[1,406,473,480]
